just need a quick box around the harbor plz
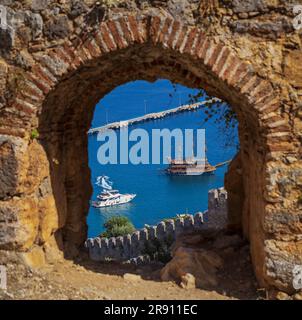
[87,80,237,239]
[88,98,220,135]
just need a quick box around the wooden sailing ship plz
[165,146,230,176]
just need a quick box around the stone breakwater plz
[87,99,219,135]
[85,188,228,263]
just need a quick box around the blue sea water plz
[87,80,238,238]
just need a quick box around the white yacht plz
[92,177,136,208]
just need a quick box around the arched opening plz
[38,43,252,252]
[5,15,293,292]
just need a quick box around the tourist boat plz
[165,148,231,176]
[92,176,136,208]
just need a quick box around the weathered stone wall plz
[86,212,204,262]
[207,187,228,229]
[86,188,229,263]
[0,0,301,293]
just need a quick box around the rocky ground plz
[0,230,271,300]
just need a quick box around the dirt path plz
[0,232,260,300]
[0,259,242,300]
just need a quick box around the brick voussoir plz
[197,38,211,61]
[16,90,41,106]
[22,80,44,100]
[83,38,102,58]
[62,44,76,61]
[38,54,69,78]
[27,68,55,95]
[174,25,189,52]
[227,62,251,87]
[80,44,93,61]
[259,101,280,114]
[157,18,173,46]
[12,98,36,116]
[206,43,225,69]
[149,16,162,44]
[267,124,292,133]
[166,20,182,49]
[70,55,84,69]
[262,116,283,126]
[267,135,292,143]
[106,20,128,49]
[267,142,295,152]
[233,69,255,91]
[260,111,281,121]
[267,131,292,138]
[53,46,73,65]
[252,90,275,108]
[221,54,241,82]
[27,72,52,95]
[256,94,278,109]
[117,17,135,44]
[191,31,206,57]
[212,46,231,74]
[240,75,261,95]
[94,29,110,53]
[128,15,146,43]
[31,64,57,86]
[99,23,117,51]
[182,27,198,54]
[250,80,273,98]
[266,118,288,128]
[0,127,26,138]
[203,41,217,66]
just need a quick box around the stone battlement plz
[85,188,227,262]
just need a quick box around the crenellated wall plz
[85,188,227,262]
[85,213,204,262]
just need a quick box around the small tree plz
[101,215,135,238]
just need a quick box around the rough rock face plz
[160,231,248,290]
[161,246,223,289]
[225,152,244,231]
[0,0,301,294]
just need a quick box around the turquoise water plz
[87,80,238,238]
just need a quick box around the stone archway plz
[0,10,301,294]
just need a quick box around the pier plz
[88,98,220,135]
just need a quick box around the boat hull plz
[166,169,216,176]
[92,194,136,208]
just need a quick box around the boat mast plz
[106,109,109,124]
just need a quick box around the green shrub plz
[30,129,39,140]
[142,235,174,263]
[101,215,135,238]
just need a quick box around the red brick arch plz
[11,15,290,148]
[1,14,298,293]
